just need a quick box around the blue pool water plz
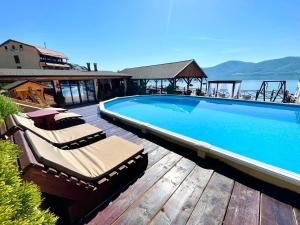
[104,96,300,174]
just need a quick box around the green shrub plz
[0,95,21,123]
[54,91,65,105]
[127,81,146,95]
[0,140,57,224]
[166,84,176,94]
[0,95,57,224]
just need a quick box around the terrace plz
[63,104,300,225]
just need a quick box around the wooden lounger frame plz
[13,131,148,223]
[5,115,106,149]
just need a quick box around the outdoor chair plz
[5,114,105,148]
[13,130,147,223]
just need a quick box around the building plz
[120,59,208,93]
[0,69,130,105]
[2,80,48,106]
[0,39,70,70]
[0,58,208,106]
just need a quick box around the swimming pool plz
[100,95,300,192]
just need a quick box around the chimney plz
[93,63,98,71]
[86,62,91,71]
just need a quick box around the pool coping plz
[99,95,300,193]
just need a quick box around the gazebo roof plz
[120,59,207,80]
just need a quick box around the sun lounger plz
[13,130,147,222]
[6,114,105,148]
[25,130,144,181]
[19,111,82,123]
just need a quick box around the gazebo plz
[120,59,208,94]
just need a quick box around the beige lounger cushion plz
[25,131,143,181]
[13,114,102,144]
[54,112,82,121]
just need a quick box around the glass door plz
[60,81,73,105]
[86,80,96,102]
[69,81,81,104]
[79,81,88,103]
[60,80,96,105]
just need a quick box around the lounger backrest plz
[13,114,57,143]
[25,130,89,180]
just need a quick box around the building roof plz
[120,59,207,79]
[2,80,47,90]
[35,46,68,59]
[0,39,68,59]
[0,69,130,79]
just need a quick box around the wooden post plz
[200,78,203,93]
[174,78,177,89]
[186,78,190,92]
[232,82,235,98]
[263,82,266,101]
[160,80,163,94]
[123,78,127,96]
[155,80,158,93]
[283,81,286,102]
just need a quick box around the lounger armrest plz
[5,115,17,130]
[0,116,22,138]
[13,130,44,171]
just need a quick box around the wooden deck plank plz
[90,121,115,130]
[82,114,99,123]
[113,158,196,225]
[88,153,183,225]
[223,182,260,225]
[150,166,213,225]
[146,147,170,169]
[260,194,296,225]
[186,172,234,225]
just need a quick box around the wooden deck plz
[69,104,300,225]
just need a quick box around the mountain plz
[203,57,300,80]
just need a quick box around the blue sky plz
[1,0,299,70]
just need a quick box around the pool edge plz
[99,95,300,194]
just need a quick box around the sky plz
[1,0,300,71]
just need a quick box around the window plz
[19,45,23,50]
[14,55,20,64]
[4,46,8,50]
[17,66,22,69]
[12,45,15,50]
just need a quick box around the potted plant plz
[54,91,65,108]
